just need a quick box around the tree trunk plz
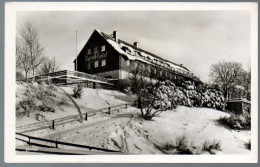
[25,71,28,81]
[140,108,144,117]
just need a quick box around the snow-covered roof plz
[226,98,251,104]
[96,30,191,73]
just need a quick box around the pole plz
[76,31,78,71]
[52,120,55,130]
[85,113,88,121]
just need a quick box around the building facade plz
[74,30,201,84]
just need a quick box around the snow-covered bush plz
[138,82,180,120]
[137,80,227,120]
[217,114,251,130]
[58,97,69,105]
[157,80,226,110]
[245,140,251,150]
[73,82,83,98]
[38,104,55,112]
[16,82,58,118]
[202,140,221,154]
[17,96,35,117]
[163,136,194,154]
[117,79,131,93]
[35,113,46,121]
[178,81,226,110]
[162,136,222,155]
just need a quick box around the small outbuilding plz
[226,98,251,115]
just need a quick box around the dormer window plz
[122,46,131,54]
[136,52,141,57]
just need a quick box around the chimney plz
[134,42,139,48]
[113,31,118,43]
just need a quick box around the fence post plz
[56,140,58,148]
[85,113,88,121]
[28,137,30,146]
[52,120,55,130]
[108,107,111,115]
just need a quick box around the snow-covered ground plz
[16,83,250,154]
[16,82,135,127]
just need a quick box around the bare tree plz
[128,62,152,94]
[16,37,22,69]
[17,22,44,79]
[39,57,60,74]
[209,61,244,99]
[239,70,251,100]
[16,36,32,79]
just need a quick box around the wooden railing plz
[16,132,121,153]
[34,70,112,84]
[16,103,131,133]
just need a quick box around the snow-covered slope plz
[16,83,250,154]
[16,83,135,126]
[42,106,250,154]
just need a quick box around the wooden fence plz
[16,132,121,153]
[16,103,130,133]
[25,70,115,89]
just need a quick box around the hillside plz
[16,82,251,154]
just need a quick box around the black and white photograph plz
[4,2,258,163]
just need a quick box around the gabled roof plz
[74,29,200,81]
[95,29,189,72]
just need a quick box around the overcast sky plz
[17,11,251,82]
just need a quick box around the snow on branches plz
[138,80,226,120]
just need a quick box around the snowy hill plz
[16,82,250,154]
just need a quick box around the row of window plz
[128,58,194,78]
[121,45,190,75]
[87,45,106,55]
[129,61,182,78]
[87,59,106,69]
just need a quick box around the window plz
[94,47,98,53]
[101,45,106,52]
[160,71,162,76]
[94,60,99,68]
[87,62,91,69]
[101,59,106,66]
[87,49,91,55]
